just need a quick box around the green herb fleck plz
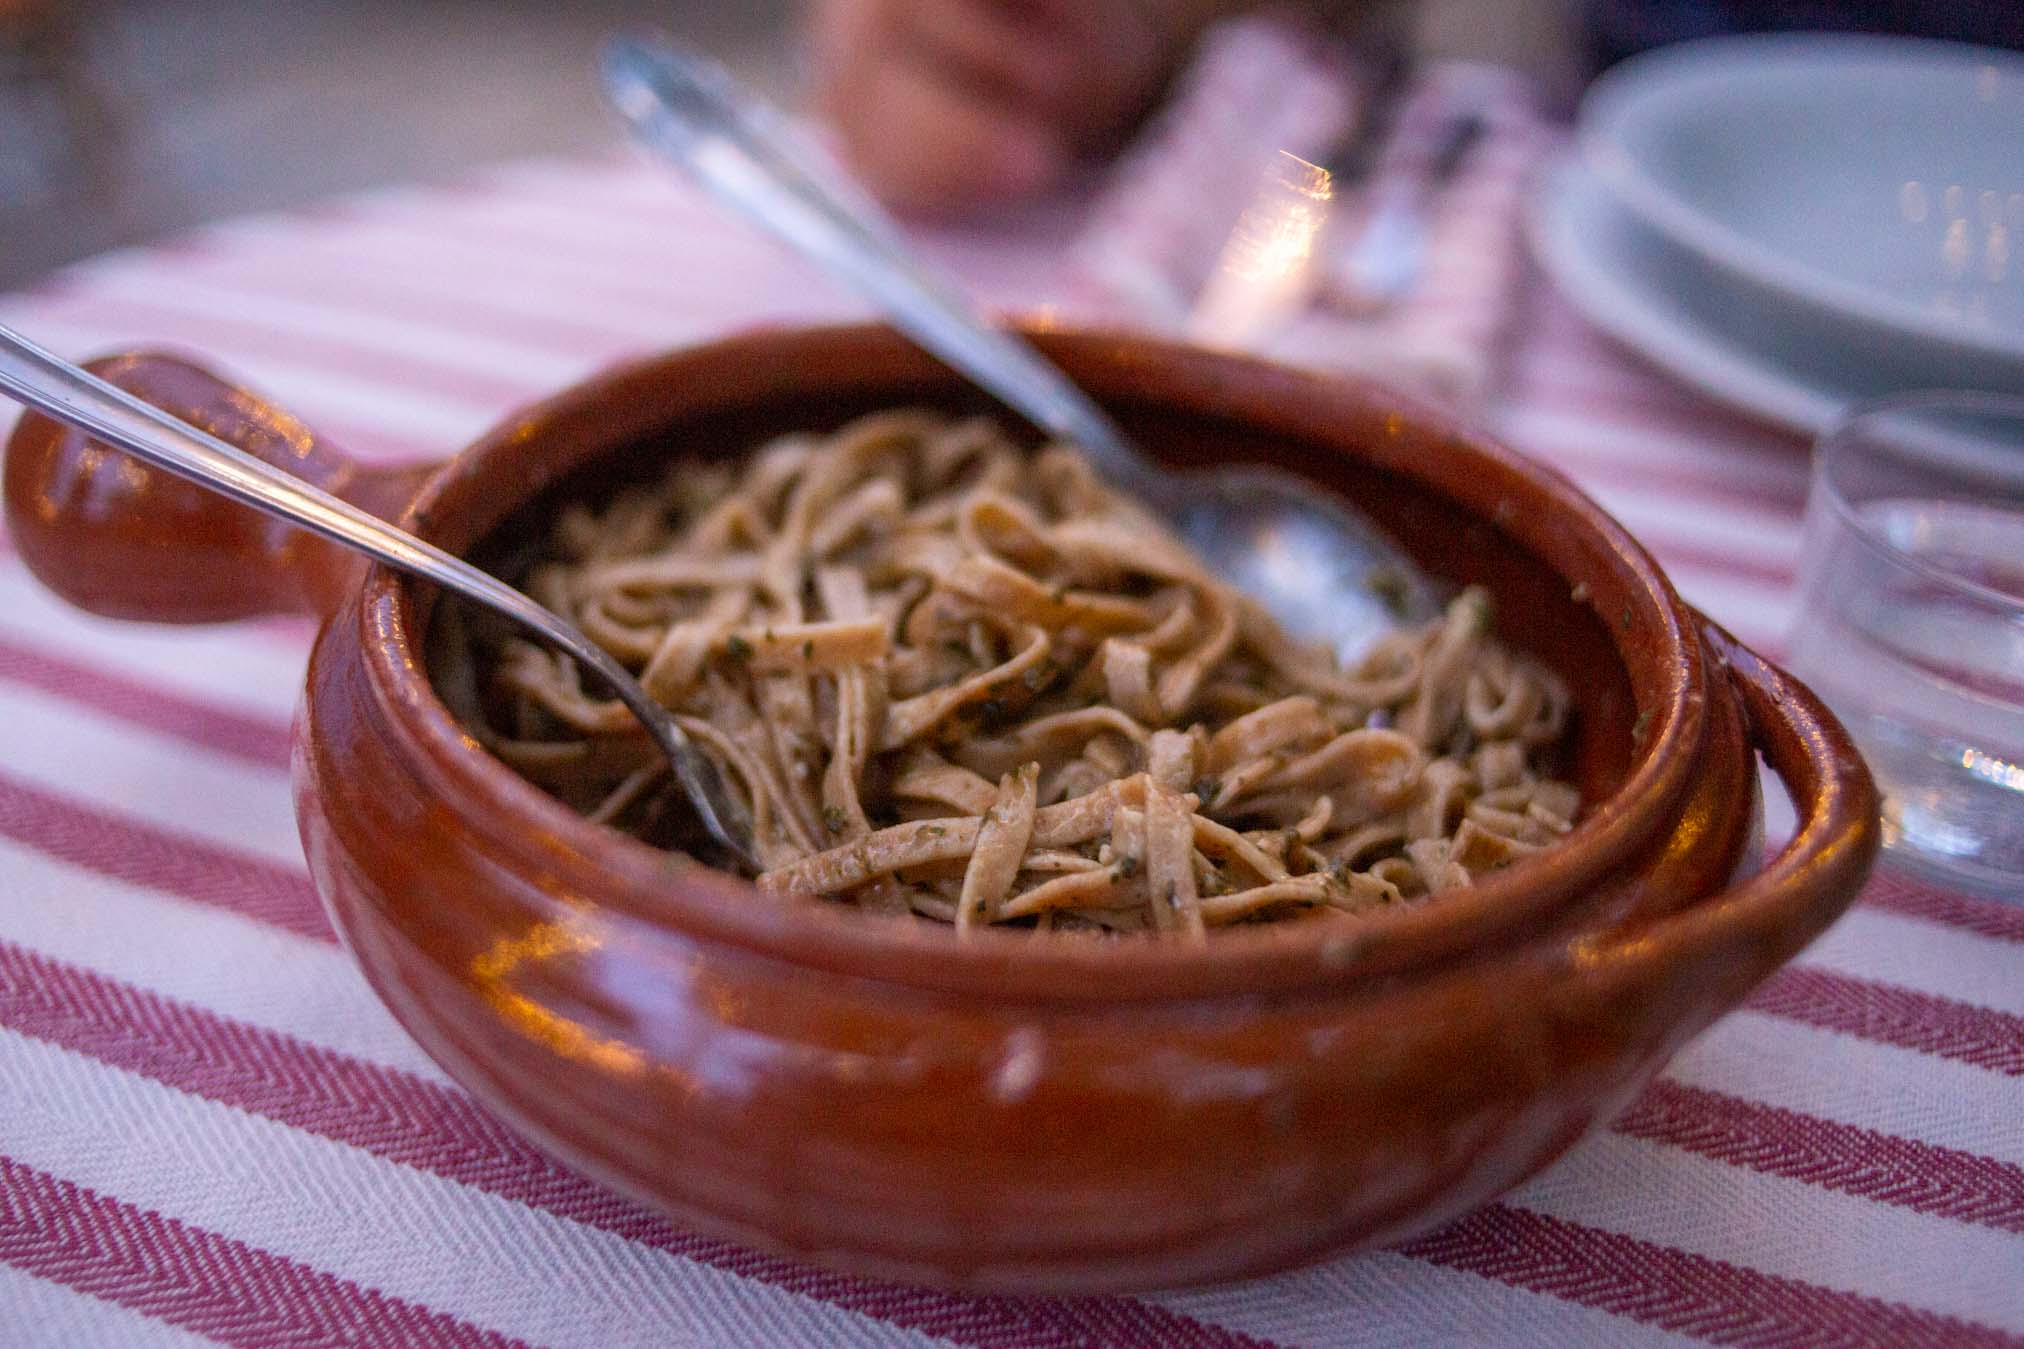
[725,633,753,662]
[803,640,815,661]
[1457,585,1495,630]
[1116,853,1140,878]
[1620,603,1633,632]
[1367,567,1409,618]
[1190,776,1221,807]
[921,823,947,838]
[1631,708,1653,742]
[822,805,847,833]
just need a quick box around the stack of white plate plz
[1530,34,2024,433]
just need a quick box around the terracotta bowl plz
[4,324,1877,1294]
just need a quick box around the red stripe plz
[0,770,329,943]
[1749,968,2024,1077]
[0,635,293,772]
[1507,344,1782,416]
[0,1155,525,1349]
[0,941,1271,1349]
[7,695,2015,1342]
[16,924,2024,1315]
[2,803,2012,1339]
[1631,538,1794,591]
[1859,874,2024,945]
[1509,373,1813,467]
[1618,1079,2024,1234]
[1400,1204,2021,1348]
[1509,300,1822,446]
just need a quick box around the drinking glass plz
[1785,392,2024,899]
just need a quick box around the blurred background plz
[0,0,800,287]
[0,0,1578,289]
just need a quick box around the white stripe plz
[1760,759,1799,846]
[1153,1249,1700,1349]
[1577,481,1802,573]
[1504,427,1806,516]
[337,176,877,306]
[1511,1130,2024,1330]
[1503,405,1808,496]
[1663,567,1794,650]
[94,220,700,337]
[1513,337,1700,400]
[17,840,2017,1338]
[8,874,2017,1342]
[1666,1009,2024,1166]
[216,217,863,354]
[0,562,306,722]
[335,217,860,328]
[389,190,749,263]
[0,681,301,867]
[0,1034,947,1349]
[3,838,1688,1349]
[0,838,444,1083]
[471,159,713,210]
[0,314,496,449]
[192,209,823,335]
[1801,907,2024,1017]
[42,270,590,389]
[0,1264,218,1349]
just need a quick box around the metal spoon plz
[602,33,1442,660]
[0,324,760,871]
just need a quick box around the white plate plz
[1579,35,2024,379]
[1529,156,1853,433]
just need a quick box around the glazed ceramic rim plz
[345,323,1711,1001]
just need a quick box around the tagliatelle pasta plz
[450,411,1579,938]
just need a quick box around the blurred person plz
[807,0,2024,214]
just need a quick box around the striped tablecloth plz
[1,121,2021,1348]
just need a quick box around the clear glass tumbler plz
[1785,392,2024,899]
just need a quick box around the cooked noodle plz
[454,411,1578,938]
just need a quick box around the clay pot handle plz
[4,351,431,624]
[1688,620,1881,950]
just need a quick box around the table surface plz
[0,145,2020,1349]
